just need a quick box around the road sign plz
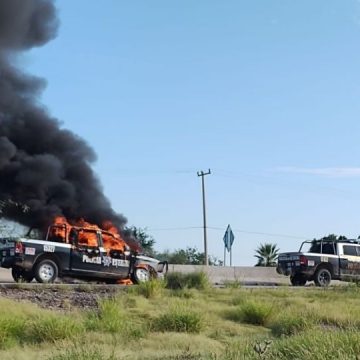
[223,224,235,252]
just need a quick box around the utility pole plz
[197,169,211,266]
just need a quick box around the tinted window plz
[322,243,336,255]
[343,245,358,256]
[308,242,336,254]
[309,243,321,253]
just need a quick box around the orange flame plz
[49,216,127,252]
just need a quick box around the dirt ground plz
[0,285,121,310]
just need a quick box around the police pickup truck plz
[0,224,167,284]
[276,239,360,287]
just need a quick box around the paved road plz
[0,265,346,286]
[0,268,11,282]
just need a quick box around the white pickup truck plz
[276,239,360,286]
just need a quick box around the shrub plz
[85,298,147,339]
[270,313,313,336]
[27,315,83,343]
[170,288,196,299]
[226,300,273,326]
[166,272,209,290]
[0,316,26,349]
[86,298,127,333]
[266,329,360,359]
[153,306,203,333]
[129,279,166,298]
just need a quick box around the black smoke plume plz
[0,0,127,232]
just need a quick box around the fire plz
[49,216,128,253]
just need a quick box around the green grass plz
[129,279,166,299]
[153,305,204,333]
[165,272,210,290]
[225,300,273,326]
[4,277,360,359]
[85,297,147,339]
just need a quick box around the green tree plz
[312,234,348,241]
[157,247,223,266]
[254,243,279,267]
[124,226,156,256]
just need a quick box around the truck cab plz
[277,239,360,286]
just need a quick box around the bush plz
[270,313,313,337]
[86,298,127,333]
[0,316,26,349]
[170,288,196,299]
[0,311,82,349]
[129,279,166,298]
[266,329,360,360]
[226,300,273,326]
[27,315,83,343]
[153,306,203,333]
[166,272,209,290]
[85,298,146,339]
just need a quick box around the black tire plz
[290,274,307,286]
[314,268,331,287]
[132,267,151,284]
[34,259,58,284]
[11,267,34,283]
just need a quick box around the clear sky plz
[21,0,360,265]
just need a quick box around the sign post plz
[223,224,235,266]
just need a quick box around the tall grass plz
[153,306,204,333]
[270,313,314,336]
[266,329,360,360]
[85,298,147,339]
[4,285,360,359]
[225,300,273,326]
[129,279,166,299]
[48,345,115,360]
[0,312,82,349]
[166,272,209,290]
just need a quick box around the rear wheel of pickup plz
[34,259,58,283]
[11,267,34,283]
[290,274,307,286]
[314,267,331,287]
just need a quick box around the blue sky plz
[21,0,360,265]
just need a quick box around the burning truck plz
[0,0,168,285]
[0,216,168,284]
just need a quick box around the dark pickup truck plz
[0,224,167,284]
[277,239,360,286]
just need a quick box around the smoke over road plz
[0,0,127,232]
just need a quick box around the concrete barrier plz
[168,265,289,285]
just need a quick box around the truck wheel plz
[133,267,151,284]
[34,259,58,283]
[314,268,331,287]
[290,274,307,286]
[11,267,34,283]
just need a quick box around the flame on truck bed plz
[47,216,128,255]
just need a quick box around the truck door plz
[98,232,131,279]
[339,244,360,279]
[69,228,103,277]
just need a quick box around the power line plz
[147,225,308,239]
